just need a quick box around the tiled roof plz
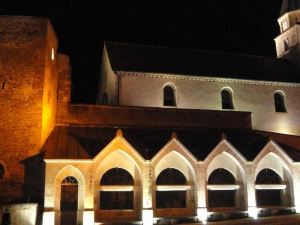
[43,126,300,162]
[105,42,300,83]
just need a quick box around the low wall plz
[57,105,252,129]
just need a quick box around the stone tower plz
[275,0,300,66]
[0,16,69,202]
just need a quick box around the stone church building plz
[2,1,300,225]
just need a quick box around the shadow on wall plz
[21,153,45,203]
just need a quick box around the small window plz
[163,85,176,106]
[221,88,234,109]
[0,163,4,179]
[51,48,55,61]
[274,92,286,112]
[284,39,289,52]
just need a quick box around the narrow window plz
[0,163,4,179]
[284,39,289,52]
[51,48,55,61]
[163,85,176,106]
[274,92,286,112]
[221,89,234,109]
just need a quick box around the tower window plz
[221,88,234,109]
[274,91,286,112]
[163,85,176,106]
[51,48,55,61]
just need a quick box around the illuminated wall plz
[116,72,300,136]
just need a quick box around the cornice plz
[116,71,300,88]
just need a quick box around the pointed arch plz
[152,138,197,182]
[94,138,143,221]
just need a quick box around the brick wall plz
[0,16,59,202]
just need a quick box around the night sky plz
[1,0,282,103]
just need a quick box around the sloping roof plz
[105,42,300,83]
[43,126,300,162]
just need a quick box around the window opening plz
[274,92,286,112]
[163,85,176,106]
[221,89,234,109]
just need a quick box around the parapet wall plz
[57,104,252,129]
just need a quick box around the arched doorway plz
[60,176,78,225]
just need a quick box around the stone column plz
[196,164,208,222]
[246,164,258,218]
[142,162,153,225]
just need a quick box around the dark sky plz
[1,0,282,103]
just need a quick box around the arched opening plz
[0,163,4,179]
[156,168,187,208]
[255,169,283,206]
[207,169,237,208]
[274,92,286,112]
[100,168,134,210]
[60,176,78,211]
[221,89,234,109]
[163,85,176,106]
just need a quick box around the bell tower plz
[274,0,300,66]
